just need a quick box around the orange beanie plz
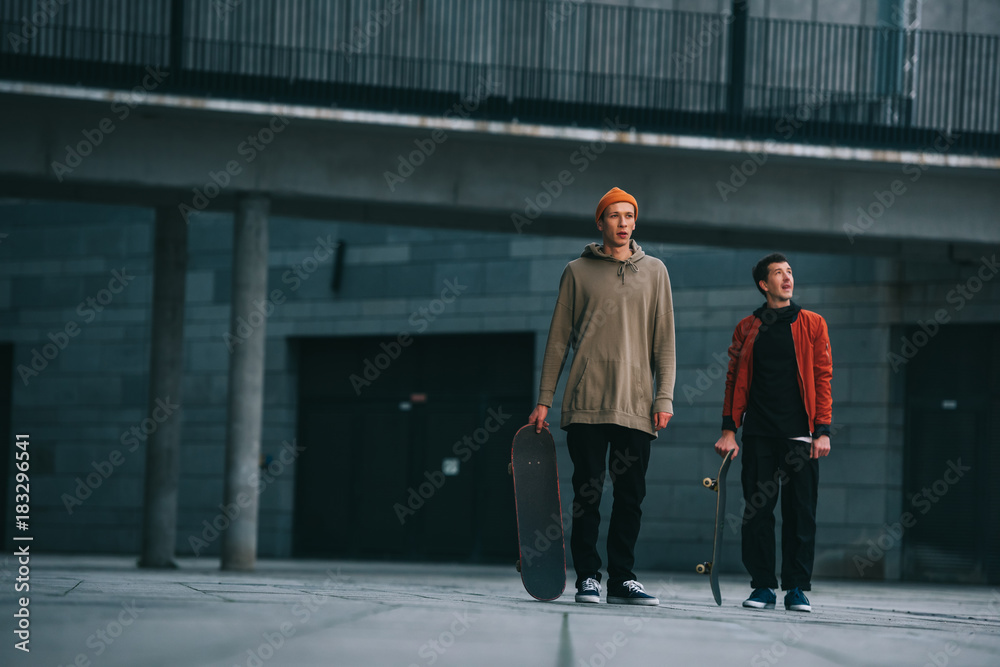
[595,187,638,223]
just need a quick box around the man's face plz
[597,202,636,249]
[761,261,794,301]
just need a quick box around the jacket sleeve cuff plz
[812,423,831,438]
[537,390,554,408]
[721,416,737,433]
[653,398,673,414]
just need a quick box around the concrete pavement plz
[2,555,999,666]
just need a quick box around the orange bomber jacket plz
[721,308,833,438]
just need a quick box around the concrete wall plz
[2,197,997,579]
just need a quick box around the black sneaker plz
[784,587,811,612]
[742,588,776,609]
[575,577,601,603]
[607,580,659,606]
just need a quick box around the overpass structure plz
[1,82,999,258]
[1,0,998,255]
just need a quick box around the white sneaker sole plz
[786,604,811,612]
[742,600,776,609]
[575,594,600,603]
[607,596,659,606]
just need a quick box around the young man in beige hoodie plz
[529,187,676,605]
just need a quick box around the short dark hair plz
[752,252,788,295]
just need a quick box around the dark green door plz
[901,324,1000,583]
[293,333,531,563]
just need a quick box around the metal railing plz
[1,0,997,154]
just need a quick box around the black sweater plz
[742,302,811,439]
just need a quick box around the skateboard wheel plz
[515,559,521,572]
[696,562,712,575]
[703,477,718,491]
[507,462,513,476]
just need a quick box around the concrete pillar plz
[727,0,748,118]
[139,205,188,568]
[220,194,270,571]
[876,0,906,96]
[169,0,184,75]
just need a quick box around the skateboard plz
[509,424,566,601]
[697,449,734,605]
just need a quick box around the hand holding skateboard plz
[714,430,739,459]
[528,404,550,433]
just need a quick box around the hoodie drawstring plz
[618,257,639,284]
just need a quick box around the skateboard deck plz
[697,449,734,605]
[510,424,566,601]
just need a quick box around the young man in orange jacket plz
[714,253,832,612]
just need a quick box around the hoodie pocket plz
[568,359,645,413]
[566,359,591,410]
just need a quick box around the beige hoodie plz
[538,241,676,436]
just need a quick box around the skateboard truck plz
[703,477,719,491]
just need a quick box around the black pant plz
[740,436,819,591]
[566,423,651,588]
